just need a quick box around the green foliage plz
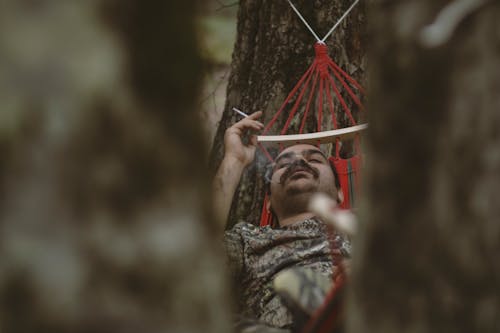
[197,15,237,65]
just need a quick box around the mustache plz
[279,159,319,184]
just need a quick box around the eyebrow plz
[274,149,328,165]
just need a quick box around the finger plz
[235,114,263,126]
[247,110,263,120]
[232,119,264,131]
[233,111,263,127]
[226,124,259,138]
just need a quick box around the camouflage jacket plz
[224,218,351,328]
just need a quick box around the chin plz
[285,176,318,190]
[285,184,317,196]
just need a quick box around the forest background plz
[199,0,238,144]
[0,0,498,332]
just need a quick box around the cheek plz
[319,167,336,185]
[317,170,338,197]
[269,171,284,192]
[271,170,283,182]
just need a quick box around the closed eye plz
[274,161,291,171]
[277,162,291,169]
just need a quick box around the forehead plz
[276,144,324,159]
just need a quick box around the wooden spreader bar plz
[257,123,368,146]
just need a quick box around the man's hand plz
[213,111,264,229]
[223,111,264,167]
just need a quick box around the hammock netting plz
[250,5,365,329]
[262,42,365,138]
[259,42,365,227]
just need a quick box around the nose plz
[292,153,308,163]
[288,156,310,170]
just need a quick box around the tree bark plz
[0,1,231,332]
[210,0,367,227]
[349,1,500,332]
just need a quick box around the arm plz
[213,111,263,230]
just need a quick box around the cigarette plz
[232,107,249,118]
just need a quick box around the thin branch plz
[199,67,230,108]
[215,0,239,11]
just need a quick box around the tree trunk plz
[210,0,367,227]
[349,1,500,332]
[0,1,231,332]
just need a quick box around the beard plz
[284,177,319,196]
[271,189,316,221]
[274,179,320,219]
[270,160,338,221]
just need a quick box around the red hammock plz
[259,42,365,227]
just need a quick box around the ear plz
[337,189,344,204]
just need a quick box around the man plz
[213,111,350,331]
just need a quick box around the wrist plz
[223,154,248,169]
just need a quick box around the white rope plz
[321,0,361,43]
[286,0,361,43]
[286,0,321,42]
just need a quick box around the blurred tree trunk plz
[0,1,230,332]
[349,1,500,332]
[210,0,367,227]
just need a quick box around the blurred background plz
[0,1,235,332]
[1,0,499,332]
[198,1,237,143]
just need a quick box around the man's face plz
[269,144,338,218]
